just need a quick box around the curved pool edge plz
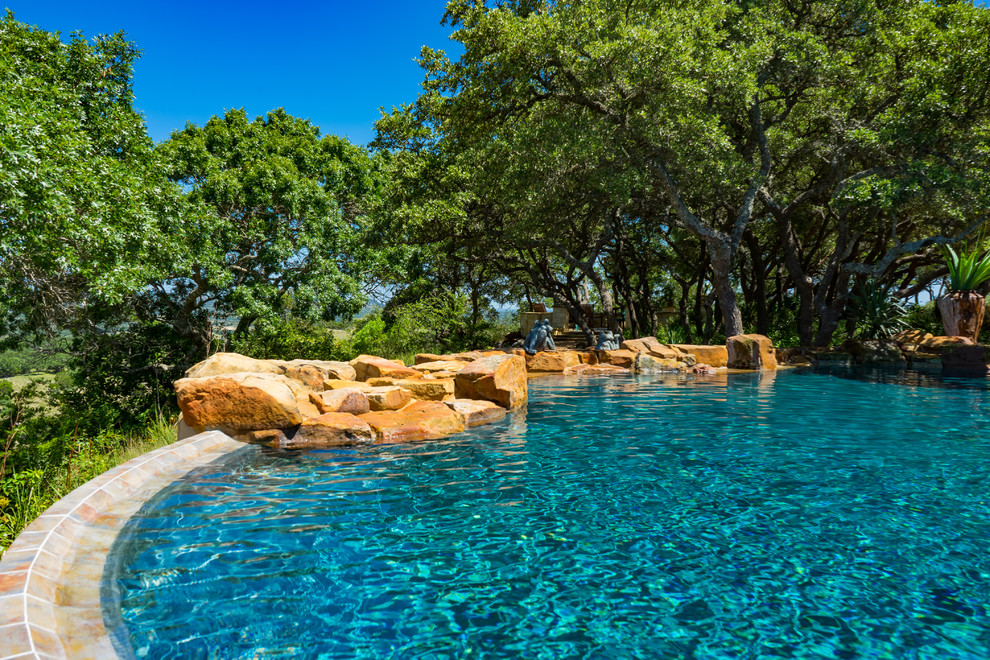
[0,431,248,659]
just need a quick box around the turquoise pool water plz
[105,370,990,658]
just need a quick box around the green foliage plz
[903,302,943,337]
[0,12,174,343]
[849,281,909,340]
[228,318,343,361]
[0,413,175,557]
[341,294,513,362]
[941,244,990,292]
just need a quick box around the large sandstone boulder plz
[563,363,631,376]
[411,360,466,374]
[893,329,935,347]
[287,413,375,448]
[350,355,420,381]
[619,336,667,353]
[727,334,777,370]
[671,344,728,368]
[394,378,455,401]
[185,353,357,387]
[595,349,638,370]
[309,388,370,415]
[185,353,283,379]
[843,339,905,366]
[366,386,413,411]
[526,351,581,372]
[454,354,528,410]
[920,335,974,352]
[281,360,357,386]
[941,343,990,375]
[444,399,507,427]
[324,379,373,392]
[647,345,685,361]
[175,372,302,433]
[635,353,687,373]
[360,400,466,443]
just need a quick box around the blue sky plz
[8,1,460,145]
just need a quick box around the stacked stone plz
[175,352,526,449]
[173,334,787,450]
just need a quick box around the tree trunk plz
[709,244,743,337]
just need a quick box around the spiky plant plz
[942,245,990,292]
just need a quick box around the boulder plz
[595,349,638,370]
[184,353,358,386]
[941,343,990,375]
[350,355,420,381]
[360,400,466,443]
[185,353,283,379]
[175,372,302,433]
[280,360,357,387]
[324,379,373,392]
[892,329,935,347]
[415,353,479,364]
[454,354,528,410]
[690,363,717,375]
[635,353,687,373]
[671,344,728,368]
[411,360,466,374]
[526,351,581,372]
[920,335,974,352]
[309,388,371,415]
[563,363,631,376]
[444,399,507,427]
[366,386,413,411]
[647,345,685,361]
[393,378,455,401]
[619,338,650,352]
[727,334,778,370]
[843,339,905,366]
[287,413,375,448]
[576,351,598,365]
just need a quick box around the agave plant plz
[849,280,909,340]
[942,244,990,292]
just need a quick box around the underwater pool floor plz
[101,370,990,658]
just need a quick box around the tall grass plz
[0,414,177,559]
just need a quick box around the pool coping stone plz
[0,431,246,659]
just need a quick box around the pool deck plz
[0,431,244,659]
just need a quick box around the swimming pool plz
[104,370,990,658]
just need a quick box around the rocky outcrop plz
[175,372,303,433]
[454,354,528,409]
[309,388,370,415]
[445,399,507,427]
[526,351,581,372]
[411,360,466,374]
[671,344,728,368]
[595,349,638,370]
[563,363,631,376]
[350,355,421,381]
[366,386,413,411]
[941,343,990,375]
[843,339,905,366]
[360,400,467,443]
[727,334,777,370]
[635,353,687,373]
[393,378,455,401]
[287,413,375,448]
[185,353,356,385]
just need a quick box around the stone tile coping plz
[0,431,247,659]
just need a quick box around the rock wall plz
[174,335,779,449]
